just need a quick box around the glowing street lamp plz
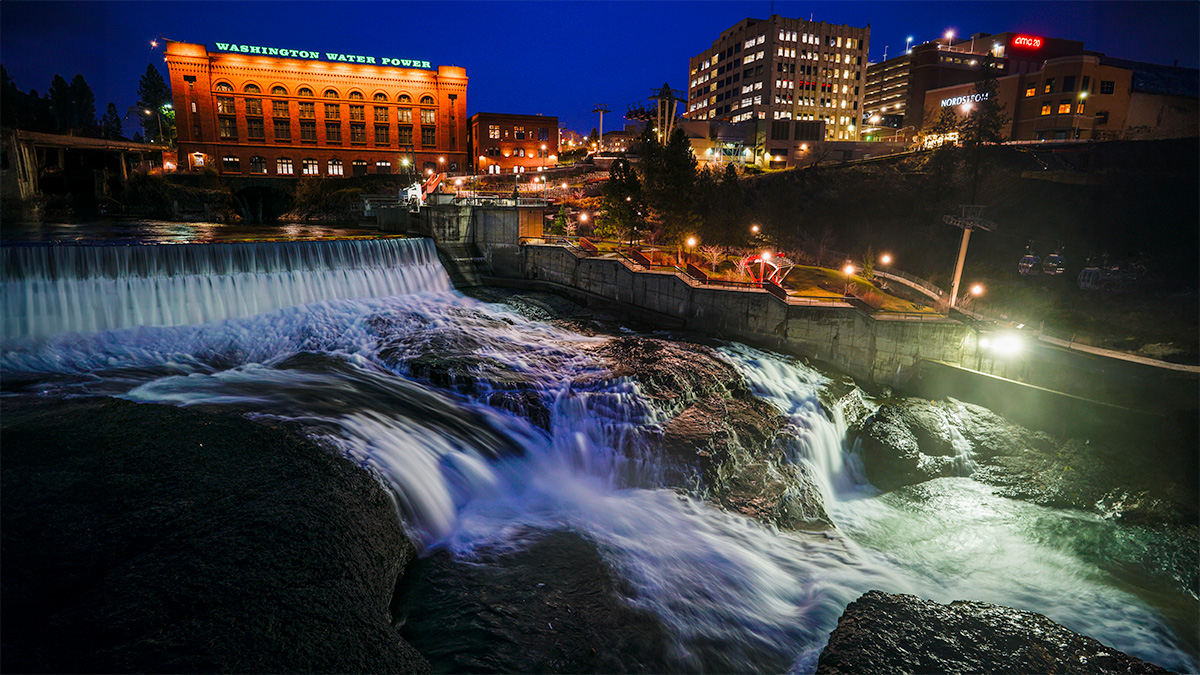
[843,263,855,296]
[1075,91,1089,139]
[906,36,913,54]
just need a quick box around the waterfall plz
[1,238,451,339]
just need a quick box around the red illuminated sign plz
[1012,35,1044,48]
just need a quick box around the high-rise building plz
[685,15,871,142]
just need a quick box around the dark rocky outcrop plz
[1,396,429,674]
[590,336,833,530]
[816,590,1172,674]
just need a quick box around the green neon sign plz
[213,43,432,70]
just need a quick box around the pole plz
[948,227,972,308]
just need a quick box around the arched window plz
[348,91,364,100]
[271,85,287,96]
[328,158,344,176]
[351,159,369,176]
[398,94,411,103]
[302,159,319,175]
[244,83,261,94]
[373,92,387,101]
[419,95,435,105]
[324,89,339,99]
[249,156,267,174]
[214,82,234,92]
[298,87,314,97]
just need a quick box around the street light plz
[1075,91,1088,139]
[843,263,855,296]
[906,36,913,54]
[970,283,984,296]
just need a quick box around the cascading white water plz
[2,238,1194,673]
[1,238,450,339]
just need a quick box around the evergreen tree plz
[962,54,1010,147]
[100,102,123,139]
[47,74,73,132]
[69,74,98,136]
[588,127,599,149]
[136,64,174,143]
[643,126,699,244]
[597,158,645,245]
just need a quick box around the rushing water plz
[1,238,1195,673]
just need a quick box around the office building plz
[468,113,558,174]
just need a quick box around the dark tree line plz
[1,63,175,143]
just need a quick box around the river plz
[1,229,1195,672]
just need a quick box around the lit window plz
[352,159,368,176]
[1057,100,1072,114]
[421,109,436,125]
[374,106,388,122]
[375,160,391,174]
[1043,78,1054,94]
[249,156,267,174]
[1024,85,1036,97]
[302,159,319,175]
[277,158,294,175]
[488,124,500,139]
[217,97,235,115]
[1040,101,1052,115]
[221,155,240,172]
[397,108,412,123]
[218,117,237,140]
[328,159,343,175]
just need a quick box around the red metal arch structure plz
[738,252,796,285]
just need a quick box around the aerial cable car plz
[1018,243,1040,275]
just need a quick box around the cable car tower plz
[649,83,686,142]
[943,204,996,308]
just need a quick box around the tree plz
[100,102,123,139]
[69,74,99,136]
[699,244,727,272]
[597,158,645,245]
[639,125,700,244]
[961,54,1010,202]
[549,204,568,235]
[47,74,73,132]
[136,64,174,144]
[588,127,600,149]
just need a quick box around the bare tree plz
[699,244,726,272]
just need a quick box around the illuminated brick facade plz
[164,42,468,177]
[468,113,559,174]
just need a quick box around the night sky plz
[2,1,1197,134]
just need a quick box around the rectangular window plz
[488,124,500,139]
[419,109,436,125]
[1024,85,1036,97]
[246,117,264,139]
[374,124,389,144]
[272,100,288,117]
[328,160,343,176]
[350,123,366,143]
[218,117,237,140]
[538,128,549,141]
[299,102,315,118]
[302,159,319,175]
[375,161,391,174]
[325,122,342,143]
[1057,100,1072,114]
[397,108,412,123]
[349,105,365,121]
[300,119,316,141]
[421,126,436,146]
[325,103,340,120]
[250,156,267,174]
[398,126,413,145]
[1075,100,1086,114]
[221,155,240,172]
[1043,78,1054,93]
[1081,76,1090,91]
[374,106,388,122]
[1063,75,1076,92]
[245,98,262,116]
[217,97,235,115]
[1040,101,1052,115]
[1100,80,1115,95]
[277,158,294,175]
[514,125,525,140]
[274,119,291,140]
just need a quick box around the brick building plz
[468,113,558,174]
[163,41,468,177]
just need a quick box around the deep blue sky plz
[2,1,1197,134]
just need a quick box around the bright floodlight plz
[579,213,588,221]
[990,333,1023,356]
[970,284,984,296]
[751,224,760,233]
[686,237,697,247]
[881,254,892,265]
[843,264,855,275]
[763,252,772,261]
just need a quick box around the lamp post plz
[906,36,913,54]
[1074,91,1088,140]
[880,253,892,275]
[843,263,855,296]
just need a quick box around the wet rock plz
[592,337,833,530]
[816,590,1171,674]
[854,404,956,491]
[395,529,672,674]
[1,396,429,674]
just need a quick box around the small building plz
[468,113,559,174]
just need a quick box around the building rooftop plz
[1099,57,1199,98]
